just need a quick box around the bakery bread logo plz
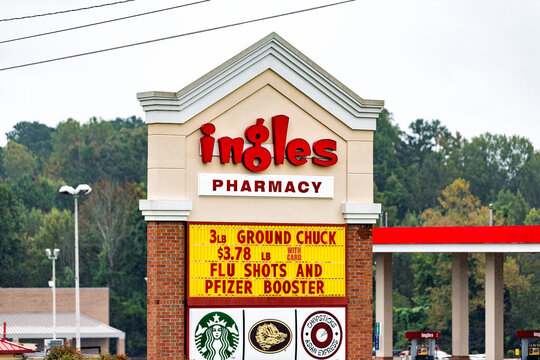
[302,311,343,359]
[249,319,292,354]
[194,312,240,360]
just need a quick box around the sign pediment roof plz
[138,32,383,130]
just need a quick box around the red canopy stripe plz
[373,225,540,245]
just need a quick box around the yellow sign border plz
[188,223,346,298]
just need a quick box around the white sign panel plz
[297,309,345,360]
[198,173,334,198]
[189,308,244,360]
[189,307,346,360]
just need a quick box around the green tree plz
[403,119,451,165]
[110,182,147,356]
[515,152,540,209]
[79,180,135,283]
[29,208,75,287]
[401,211,422,227]
[109,116,144,130]
[374,109,405,191]
[0,183,26,286]
[101,125,147,183]
[421,179,501,227]
[46,118,84,182]
[460,133,533,204]
[110,292,146,356]
[524,208,540,225]
[392,253,431,349]
[79,118,115,181]
[403,151,458,215]
[6,121,54,164]
[494,189,530,225]
[12,175,67,212]
[46,118,146,185]
[2,141,38,184]
[383,173,408,219]
[503,254,535,348]
[19,208,47,286]
[399,119,461,217]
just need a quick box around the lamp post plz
[46,248,60,339]
[59,184,92,350]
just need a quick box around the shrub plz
[45,345,130,360]
[45,344,84,360]
[99,354,131,360]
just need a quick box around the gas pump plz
[516,331,540,360]
[405,331,441,360]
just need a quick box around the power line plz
[0,0,136,22]
[0,0,355,72]
[0,0,211,45]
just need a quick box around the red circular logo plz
[302,311,342,359]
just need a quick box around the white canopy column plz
[485,253,504,360]
[452,253,469,360]
[375,252,393,360]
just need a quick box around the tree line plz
[0,112,539,356]
[0,118,147,356]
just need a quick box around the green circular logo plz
[194,312,239,360]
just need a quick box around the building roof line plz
[137,32,384,130]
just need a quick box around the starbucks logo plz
[195,312,239,360]
[302,311,342,359]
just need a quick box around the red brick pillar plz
[346,224,373,360]
[147,221,186,360]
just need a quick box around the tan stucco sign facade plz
[138,33,383,360]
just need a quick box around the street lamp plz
[59,184,92,350]
[46,248,60,340]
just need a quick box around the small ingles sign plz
[404,331,441,339]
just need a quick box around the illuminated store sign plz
[188,223,345,298]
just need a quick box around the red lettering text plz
[199,116,338,171]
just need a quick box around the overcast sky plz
[1,0,539,149]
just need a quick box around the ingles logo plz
[200,115,338,172]
[249,319,292,354]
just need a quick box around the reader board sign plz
[188,307,346,360]
[188,223,346,298]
